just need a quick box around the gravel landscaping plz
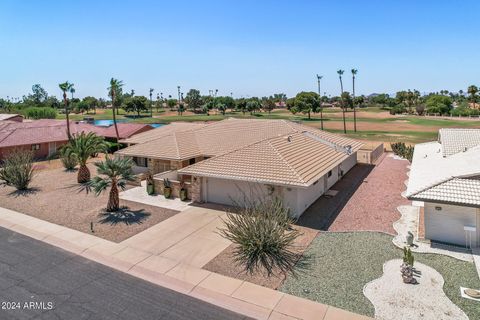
[0,164,179,242]
[203,226,319,289]
[280,232,480,319]
[364,259,467,320]
[327,155,410,234]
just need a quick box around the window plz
[327,170,332,178]
[31,144,40,151]
[133,157,147,167]
[189,158,196,165]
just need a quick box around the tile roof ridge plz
[0,127,16,144]
[267,136,307,185]
[408,176,455,197]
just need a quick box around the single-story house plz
[0,120,152,160]
[0,114,23,122]
[406,128,480,248]
[116,118,363,217]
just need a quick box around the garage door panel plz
[425,210,476,246]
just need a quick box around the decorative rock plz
[364,259,467,320]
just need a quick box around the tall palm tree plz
[108,78,124,150]
[70,86,75,100]
[88,156,135,212]
[149,88,154,117]
[337,70,346,133]
[468,85,478,109]
[59,81,74,140]
[62,132,107,183]
[316,74,324,130]
[351,69,358,132]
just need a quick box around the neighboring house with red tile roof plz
[0,120,152,160]
[116,118,363,217]
[406,128,480,248]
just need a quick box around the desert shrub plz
[391,142,414,162]
[24,107,57,119]
[59,147,78,170]
[219,197,301,276]
[0,149,35,190]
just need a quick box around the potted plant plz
[163,178,172,198]
[146,171,155,195]
[179,181,188,201]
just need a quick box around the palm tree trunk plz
[64,93,72,140]
[112,94,121,151]
[353,76,357,132]
[107,181,119,212]
[340,77,346,134]
[77,164,91,183]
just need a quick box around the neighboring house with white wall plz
[406,128,480,248]
[116,118,363,217]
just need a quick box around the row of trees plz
[369,84,480,116]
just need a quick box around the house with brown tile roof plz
[406,128,480,248]
[0,113,23,122]
[116,118,363,217]
[0,120,152,160]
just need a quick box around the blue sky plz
[1,1,479,99]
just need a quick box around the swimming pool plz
[93,119,164,128]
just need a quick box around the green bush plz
[450,106,480,117]
[391,142,414,162]
[0,149,35,190]
[389,104,406,115]
[24,107,57,119]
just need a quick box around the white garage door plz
[205,178,267,206]
[425,209,476,247]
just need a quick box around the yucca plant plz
[219,197,301,276]
[87,156,135,212]
[62,132,107,183]
[0,149,34,190]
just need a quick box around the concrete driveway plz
[121,205,231,268]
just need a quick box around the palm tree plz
[62,132,107,183]
[59,81,74,140]
[149,88,154,117]
[88,156,135,212]
[108,78,124,150]
[468,85,478,109]
[70,86,75,100]
[316,74,324,130]
[337,70,346,133]
[351,69,358,132]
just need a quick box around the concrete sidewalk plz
[0,206,371,320]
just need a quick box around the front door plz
[48,142,56,157]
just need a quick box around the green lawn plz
[280,232,480,318]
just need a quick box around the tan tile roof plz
[409,177,480,207]
[117,118,362,162]
[120,122,208,145]
[115,131,202,160]
[439,128,480,157]
[178,130,361,187]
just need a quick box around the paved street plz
[0,227,248,320]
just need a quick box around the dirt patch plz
[0,164,178,242]
[203,226,318,289]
